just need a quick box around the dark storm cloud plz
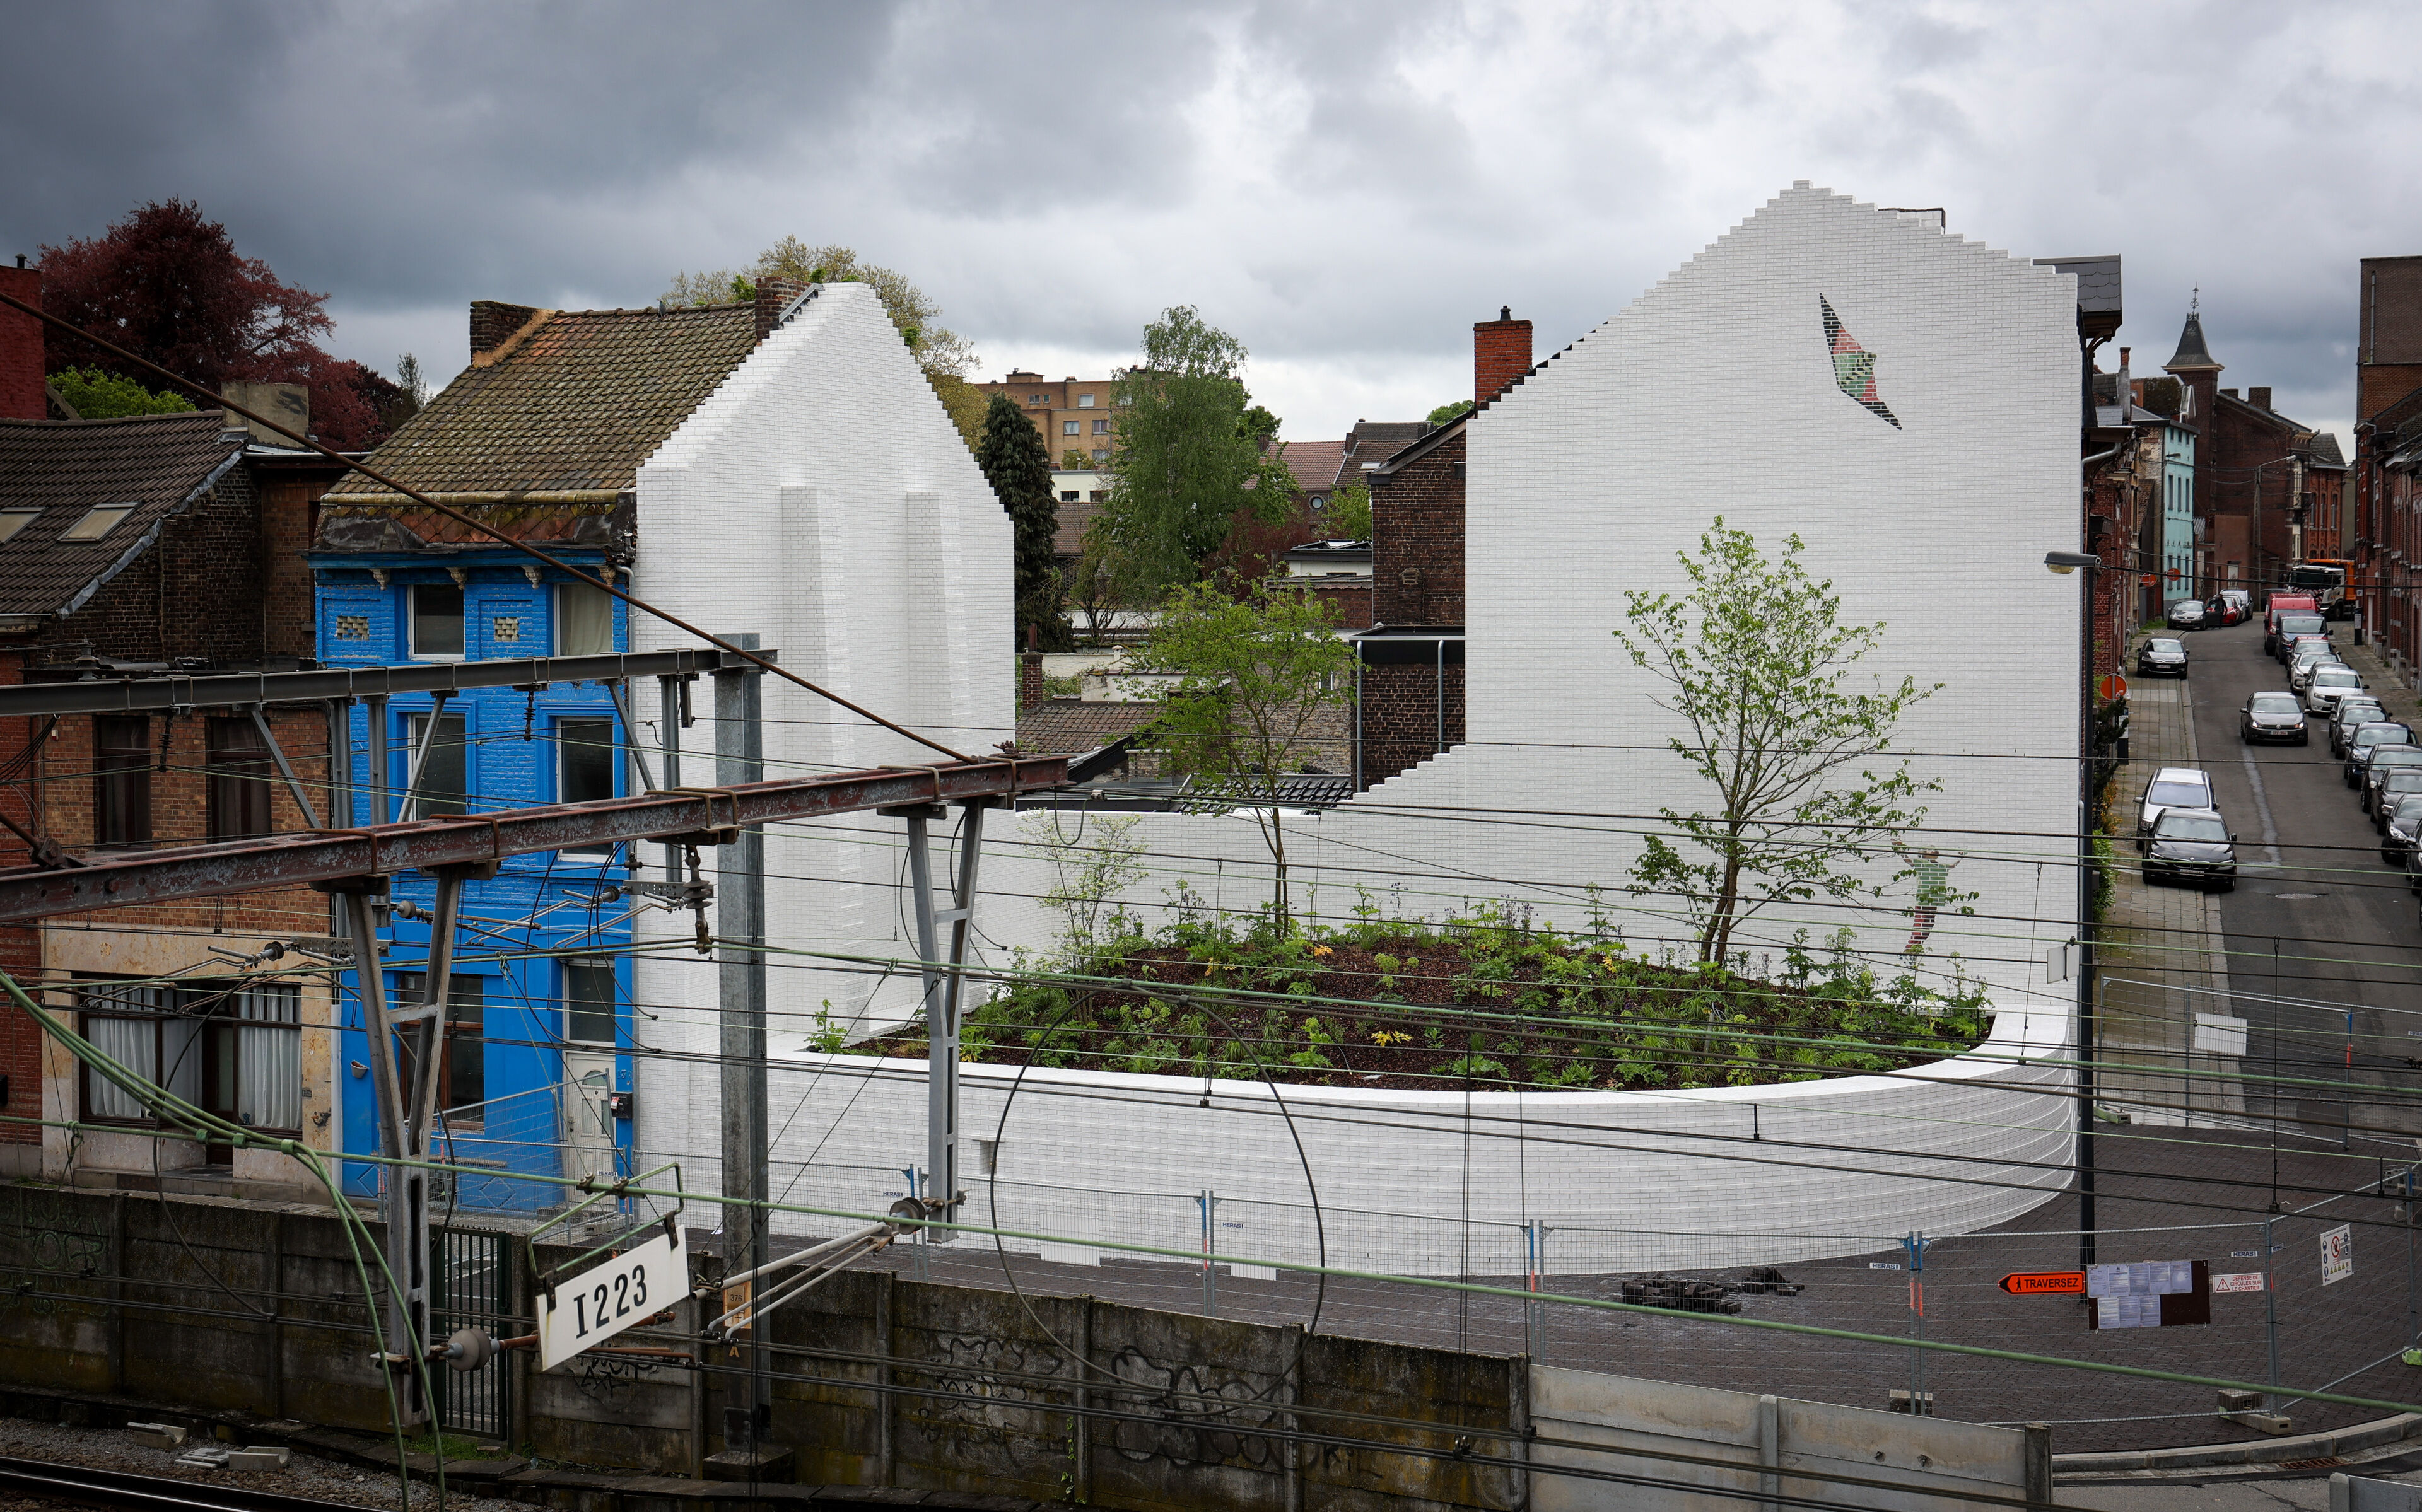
[4,1,2420,441]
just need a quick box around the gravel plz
[0,1417,527,1511]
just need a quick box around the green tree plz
[1097,307,1293,600]
[1427,399,1475,426]
[664,239,986,450]
[976,393,1070,649]
[1061,448,1092,472]
[44,366,194,419]
[1615,519,1941,963]
[1142,580,1355,933]
[1323,480,1372,542]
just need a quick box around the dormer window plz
[0,510,39,543]
[60,504,135,542]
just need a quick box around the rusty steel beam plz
[0,759,1065,922]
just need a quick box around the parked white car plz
[2306,665,2368,716]
[2137,767,2216,850]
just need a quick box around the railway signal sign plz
[1999,1271,2086,1296]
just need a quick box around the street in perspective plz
[3,7,2422,1512]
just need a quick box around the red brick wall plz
[1371,427,1465,627]
[1360,658,1465,789]
[0,651,37,1143]
[1473,313,1533,405]
[0,265,42,422]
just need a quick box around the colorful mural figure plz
[1821,295,1900,428]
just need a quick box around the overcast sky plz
[3,1,2411,448]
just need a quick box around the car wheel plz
[2216,880,2235,893]
[2300,732,2311,745]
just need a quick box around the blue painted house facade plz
[312,294,771,1211]
[2160,420,2196,598]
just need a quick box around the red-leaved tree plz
[40,200,397,451]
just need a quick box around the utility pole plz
[715,636,769,1446]
[333,861,472,1428]
[2047,551,2101,1270]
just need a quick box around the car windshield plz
[2281,615,2326,634]
[2148,780,2208,805]
[2155,814,2228,842]
[2250,695,2300,716]
[2361,727,2413,747]
[2314,670,2363,687]
[2149,639,2184,654]
[2295,648,2336,663]
[2339,703,2386,723]
[2386,771,2422,793]
[2375,749,2422,770]
[2396,798,2422,822]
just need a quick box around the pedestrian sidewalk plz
[2095,636,2245,1127]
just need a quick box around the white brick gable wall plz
[626,282,1014,1210]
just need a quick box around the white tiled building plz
[633,187,2090,1271]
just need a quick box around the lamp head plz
[2045,550,2098,575]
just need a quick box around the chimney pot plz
[1473,308,1534,406]
[2249,386,2272,410]
[1019,648,1046,711]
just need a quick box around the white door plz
[561,1050,617,1183]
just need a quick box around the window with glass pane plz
[401,713,469,818]
[411,583,465,660]
[95,715,151,846]
[82,984,160,1122]
[558,716,616,852]
[78,979,219,1127]
[206,716,274,838]
[556,581,614,656]
[392,972,484,1117]
[565,958,616,1044]
[235,983,301,1132]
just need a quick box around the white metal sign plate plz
[539,1225,687,1371]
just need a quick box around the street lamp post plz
[2047,549,2101,1271]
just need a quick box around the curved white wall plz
[651,1006,2073,1278]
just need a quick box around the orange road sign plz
[1999,1271,2086,1296]
[2098,674,2128,702]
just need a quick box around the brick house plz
[2163,309,2346,602]
[2353,257,2422,676]
[1352,309,1535,788]
[0,265,352,1197]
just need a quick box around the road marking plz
[2239,739,2284,870]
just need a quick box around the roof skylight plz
[59,504,136,542]
[0,510,39,544]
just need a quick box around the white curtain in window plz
[557,581,614,656]
[85,1016,153,1120]
[238,984,301,1132]
[161,1017,202,1108]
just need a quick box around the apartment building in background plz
[974,370,1121,467]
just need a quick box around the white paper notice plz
[2322,1224,2355,1286]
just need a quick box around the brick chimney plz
[1474,306,1533,405]
[1019,624,1046,711]
[0,258,42,422]
[2249,386,2272,410]
[470,301,543,359]
[755,276,805,343]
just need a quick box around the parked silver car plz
[2138,767,2215,849]
[2331,698,2389,756]
[2307,665,2367,715]
[2242,690,2308,745]
[2291,651,2348,693]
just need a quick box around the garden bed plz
[857,905,1992,1094]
